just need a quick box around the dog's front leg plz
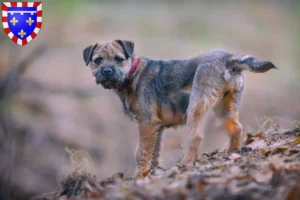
[135,123,160,179]
[151,129,164,168]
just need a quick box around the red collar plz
[128,56,139,78]
[115,56,139,91]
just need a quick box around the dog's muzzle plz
[95,66,115,84]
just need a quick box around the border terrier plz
[83,40,276,179]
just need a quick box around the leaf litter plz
[35,128,300,200]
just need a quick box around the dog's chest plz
[122,92,138,120]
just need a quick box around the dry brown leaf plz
[256,131,264,138]
[293,136,300,146]
[272,147,289,155]
[261,149,273,156]
[233,174,252,181]
[265,150,273,157]
[245,132,265,145]
[210,149,218,157]
[288,149,300,155]
[197,180,208,192]
[112,172,124,181]
[214,164,227,171]
[245,133,255,145]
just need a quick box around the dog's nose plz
[102,67,113,75]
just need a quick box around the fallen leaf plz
[247,139,267,150]
[293,136,300,146]
[233,174,252,181]
[256,131,264,138]
[228,153,241,160]
[214,164,227,171]
[210,149,218,157]
[245,133,255,145]
[265,150,273,157]
[272,147,289,155]
[197,180,208,192]
[112,172,124,181]
[260,149,272,157]
[288,149,299,155]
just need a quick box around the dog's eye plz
[115,57,124,64]
[94,57,103,65]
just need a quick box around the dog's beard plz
[97,76,124,89]
[101,79,117,89]
[95,68,127,89]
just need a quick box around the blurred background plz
[0,0,300,199]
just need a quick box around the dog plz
[82,40,276,179]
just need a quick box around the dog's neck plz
[115,56,147,120]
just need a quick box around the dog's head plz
[83,40,134,89]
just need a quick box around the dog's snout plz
[102,67,114,75]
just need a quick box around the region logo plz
[2,2,42,46]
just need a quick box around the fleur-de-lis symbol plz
[10,17,18,26]
[18,29,26,38]
[26,17,34,26]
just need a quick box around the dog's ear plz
[116,40,134,59]
[83,44,97,66]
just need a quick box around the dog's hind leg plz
[181,85,222,165]
[214,89,243,153]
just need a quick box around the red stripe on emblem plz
[22,2,28,7]
[2,16,8,22]
[31,32,37,38]
[22,40,28,46]
[33,2,41,7]
[2,3,8,11]
[4,28,10,34]
[37,10,42,17]
[12,36,18,43]
[11,2,17,7]
[36,22,42,28]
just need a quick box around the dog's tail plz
[229,54,277,73]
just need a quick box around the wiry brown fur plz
[83,40,276,179]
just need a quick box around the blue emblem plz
[2,2,42,46]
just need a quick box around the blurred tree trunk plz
[0,44,47,200]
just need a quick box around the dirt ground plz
[35,125,300,200]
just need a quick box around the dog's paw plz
[134,168,149,180]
